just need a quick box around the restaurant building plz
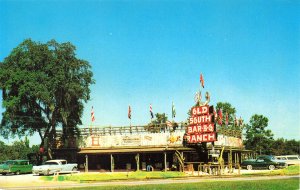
[53,122,252,172]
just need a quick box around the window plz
[287,157,299,160]
[45,162,58,165]
[92,137,100,146]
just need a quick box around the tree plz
[0,139,39,161]
[244,114,274,154]
[216,102,236,125]
[0,39,94,157]
[282,139,300,155]
[270,138,286,156]
[146,113,168,133]
[268,138,300,155]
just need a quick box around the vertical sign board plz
[185,105,216,143]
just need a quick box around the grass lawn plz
[67,178,300,190]
[41,165,299,182]
[42,171,186,182]
[242,165,300,176]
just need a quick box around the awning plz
[78,146,194,154]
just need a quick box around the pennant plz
[239,116,243,126]
[150,104,154,119]
[235,116,238,126]
[91,106,95,122]
[172,102,176,118]
[225,112,229,126]
[218,109,223,125]
[213,108,217,120]
[200,73,205,88]
[128,105,131,119]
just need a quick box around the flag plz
[150,104,154,119]
[239,116,243,126]
[91,106,95,122]
[128,105,131,119]
[234,116,238,126]
[225,112,229,126]
[200,73,205,88]
[218,109,223,125]
[172,102,176,118]
[213,108,217,120]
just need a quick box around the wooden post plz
[234,153,237,168]
[164,152,167,172]
[111,154,114,172]
[85,154,88,173]
[135,153,140,171]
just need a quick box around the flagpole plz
[91,106,95,135]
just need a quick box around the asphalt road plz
[0,173,299,190]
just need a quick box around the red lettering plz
[191,105,210,116]
[187,124,214,134]
[186,133,216,143]
[189,115,212,125]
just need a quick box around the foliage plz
[242,165,300,176]
[244,114,274,154]
[270,138,300,155]
[145,113,168,132]
[0,139,38,162]
[216,102,236,125]
[0,39,94,155]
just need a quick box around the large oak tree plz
[244,114,274,154]
[0,39,94,157]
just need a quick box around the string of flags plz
[214,108,244,126]
[124,103,176,125]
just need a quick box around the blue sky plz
[0,0,299,145]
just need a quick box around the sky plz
[0,0,299,145]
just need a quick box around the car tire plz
[246,165,252,170]
[268,165,275,170]
[72,167,77,171]
[15,170,20,175]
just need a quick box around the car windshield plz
[4,161,15,165]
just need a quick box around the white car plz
[32,159,78,175]
[275,155,300,166]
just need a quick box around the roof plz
[78,146,194,154]
[78,145,248,154]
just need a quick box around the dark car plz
[241,155,287,170]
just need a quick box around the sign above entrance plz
[185,132,216,143]
[183,73,217,144]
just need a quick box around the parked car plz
[32,159,77,175]
[275,155,300,166]
[241,155,287,170]
[0,160,33,175]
